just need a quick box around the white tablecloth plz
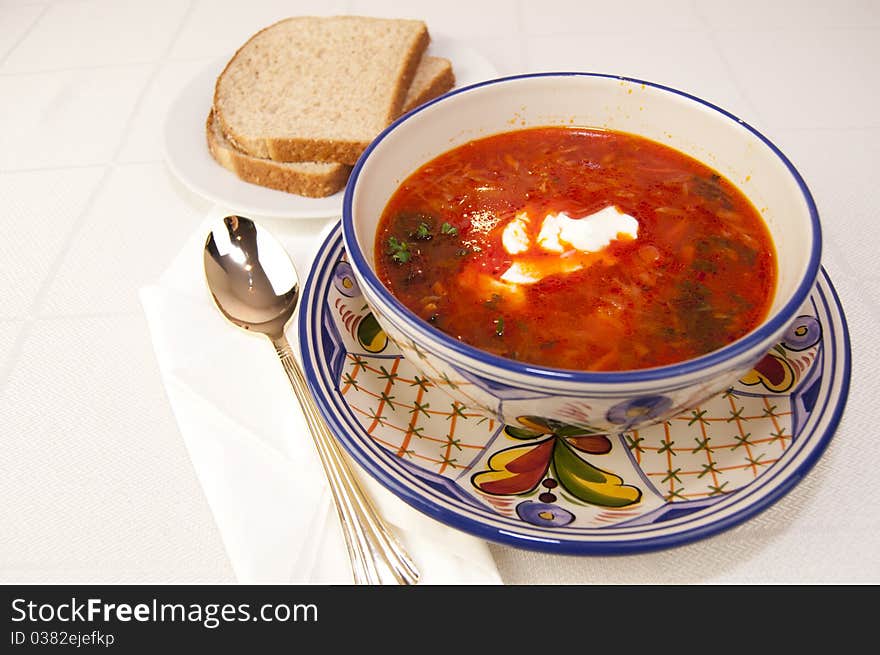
[1,0,877,584]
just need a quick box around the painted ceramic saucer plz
[298,224,851,554]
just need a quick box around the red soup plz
[375,127,776,372]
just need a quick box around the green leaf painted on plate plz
[356,313,388,353]
[504,425,545,440]
[552,439,641,507]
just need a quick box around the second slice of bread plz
[214,16,430,165]
[206,111,352,197]
[403,56,455,114]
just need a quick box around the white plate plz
[162,36,499,219]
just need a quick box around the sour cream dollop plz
[499,206,639,284]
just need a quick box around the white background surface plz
[1,0,877,584]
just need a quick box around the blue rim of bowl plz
[299,225,851,554]
[342,71,823,385]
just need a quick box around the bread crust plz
[206,111,351,197]
[266,136,372,167]
[378,25,431,135]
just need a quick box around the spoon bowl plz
[204,215,298,337]
[203,215,419,585]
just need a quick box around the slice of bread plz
[214,16,430,165]
[207,56,454,197]
[402,56,455,113]
[206,110,351,197]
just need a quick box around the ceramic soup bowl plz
[342,73,821,432]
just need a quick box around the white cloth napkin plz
[139,206,503,585]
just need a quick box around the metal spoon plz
[203,215,419,585]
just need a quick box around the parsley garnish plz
[440,222,458,236]
[414,222,432,240]
[387,236,411,264]
[494,317,505,337]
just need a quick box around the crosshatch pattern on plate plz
[339,352,499,474]
[627,391,794,502]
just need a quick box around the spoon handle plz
[272,335,420,585]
